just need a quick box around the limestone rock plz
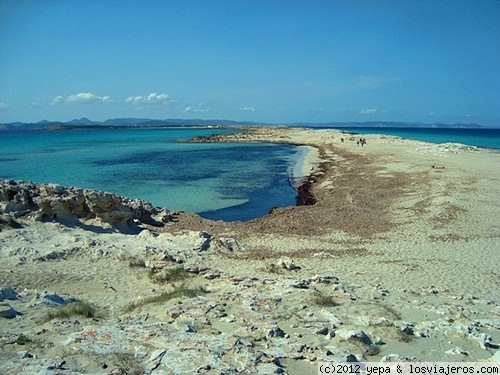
[278,256,300,270]
[0,301,19,319]
[393,321,414,335]
[335,329,372,346]
[29,291,77,307]
[0,178,168,232]
[0,287,20,301]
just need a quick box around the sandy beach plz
[1,126,499,374]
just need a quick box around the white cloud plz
[182,103,211,113]
[51,96,64,106]
[238,106,256,112]
[51,93,110,105]
[125,93,177,106]
[0,102,7,110]
[359,108,378,115]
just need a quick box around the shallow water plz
[0,128,303,221]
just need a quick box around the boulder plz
[0,178,169,232]
[278,256,300,270]
[0,301,19,319]
[335,329,373,345]
[0,287,20,301]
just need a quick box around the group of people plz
[356,138,367,147]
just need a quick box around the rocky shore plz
[1,126,499,374]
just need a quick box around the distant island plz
[0,117,489,131]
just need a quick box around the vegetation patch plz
[148,266,189,284]
[111,351,145,375]
[124,285,207,313]
[127,258,146,268]
[311,289,339,307]
[42,301,99,323]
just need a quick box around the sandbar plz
[1,126,499,374]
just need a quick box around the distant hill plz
[65,117,96,126]
[0,118,488,130]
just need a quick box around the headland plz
[1,126,499,374]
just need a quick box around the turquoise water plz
[0,128,302,221]
[309,126,500,150]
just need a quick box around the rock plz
[345,354,359,362]
[278,256,300,270]
[372,290,383,299]
[145,349,166,373]
[0,178,168,232]
[184,265,205,274]
[29,292,77,307]
[144,260,171,269]
[381,354,403,362]
[17,351,35,359]
[317,310,343,327]
[215,237,243,252]
[134,345,149,359]
[393,321,414,335]
[0,302,19,318]
[445,346,469,356]
[0,287,20,300]
[37,292,76,306]
[311,275,339,284]
[315,327,329,335]
[175,231,212,251]
[267,327,286,338]
[292,280,310,289]
[469,332,494,349]
[413,321,436,338]
[203,272,221,280]
[335,329,372,345]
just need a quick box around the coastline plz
[1,126,499,374]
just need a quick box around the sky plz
[0,0,499,126]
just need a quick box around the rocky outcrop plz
[0,179,170,232]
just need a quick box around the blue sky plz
[0,0,499,126]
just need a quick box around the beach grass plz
[311,289,339,307]
[148,266,189,284]
[42,301,99,323]
[124,284,207,313]
[127,257,146,268]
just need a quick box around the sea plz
[1,126,499,222]
[0,127,306,222]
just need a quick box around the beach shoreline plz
[1,126,499,374]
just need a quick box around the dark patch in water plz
[0,158,19,162]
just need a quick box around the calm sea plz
[309,126,500,150]
[0,128,303,222]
